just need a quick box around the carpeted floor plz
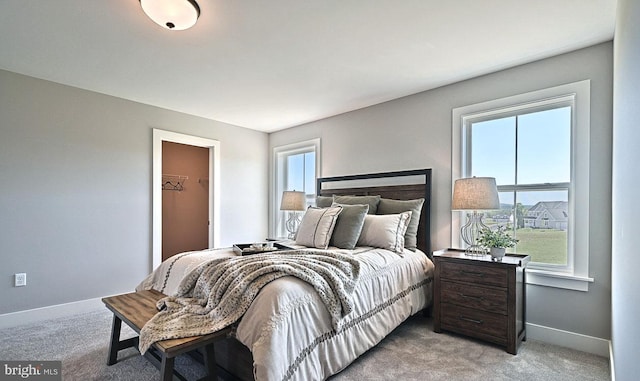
[0,309,609,381]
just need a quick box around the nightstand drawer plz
[441,304,507,341]
[440,261,508,287]
[441,281,507,314]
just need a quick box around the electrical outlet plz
[15,273,26,287]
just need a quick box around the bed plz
[136,168,434,381]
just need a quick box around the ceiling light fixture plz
[139,0,200,30]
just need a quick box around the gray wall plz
[612,0,640,379]
[271,42,613,340]
[0,70,269,314]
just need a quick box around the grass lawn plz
[513,228,567,265]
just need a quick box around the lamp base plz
[285,212,301,240]
[460,211,490,255]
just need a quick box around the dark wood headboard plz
[316,169,432,259]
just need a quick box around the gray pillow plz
[316,195,333,208]
[329,203,369,249]
[377,198,425,251]
[333,195,381,214]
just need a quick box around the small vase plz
[489,247,506,259]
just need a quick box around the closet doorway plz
[161,141,209,261]
[152,129,220,270]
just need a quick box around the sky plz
[286,151,316,196]
[471,106,571,206]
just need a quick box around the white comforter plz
[136,244,434,381]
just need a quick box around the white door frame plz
[152,129,220,269]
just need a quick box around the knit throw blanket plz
[139,249,361,354]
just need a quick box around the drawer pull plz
[459,316,484,325]
[460,270,484,277]
[458,293,483,301]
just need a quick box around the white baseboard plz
[526,322,611,358]
[0,297,104,329]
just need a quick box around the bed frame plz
[214,168,434,380]
[317,168,433,259]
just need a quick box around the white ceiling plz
[0,1,616,132]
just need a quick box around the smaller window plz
[272,139,320,238]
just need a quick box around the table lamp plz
[280,191,306,239]
[452,177,500,255]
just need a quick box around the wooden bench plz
[102,289,231,381]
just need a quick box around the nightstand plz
[433,248,530,354]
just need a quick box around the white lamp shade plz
[452,177,500,210]
[140,0,200,30]
[280,191,306,211]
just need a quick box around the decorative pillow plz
[295,206,343,249]
[316,195,333,208]
[357,212,412,253]
[333,195,381,214]
[329,203,369,250]
[377,198,425,251]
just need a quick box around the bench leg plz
[107,315,123,365]
[160,355,175,381]
[203,343,217,381]
[107,314,140,366]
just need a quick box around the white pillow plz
[357,212,412,253]
[295,206,343,249]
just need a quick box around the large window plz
[272,139,320,238]
[470,106,571,266]
[453,81,593,291]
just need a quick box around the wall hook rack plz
[162,174,188,191]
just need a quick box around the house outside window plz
[272,139,320,238]
[452,81,593,291]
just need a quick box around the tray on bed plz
[233,242,294,256]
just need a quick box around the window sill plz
[525,269,594,292]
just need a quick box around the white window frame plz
[271,138,321,238]
[452,81,594,291]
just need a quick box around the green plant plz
[478,226,519,248]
